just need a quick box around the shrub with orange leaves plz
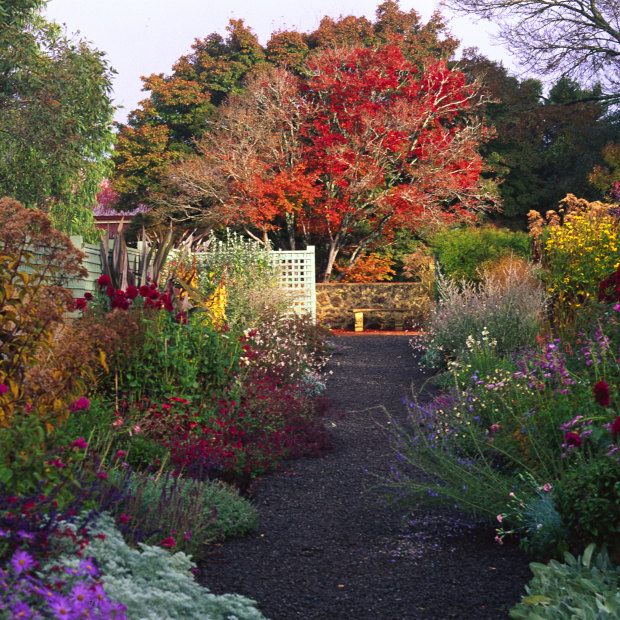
[335,253,396,283]
[0,198,108,428]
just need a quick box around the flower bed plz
[384,198,620,617]
[0,201,332,617]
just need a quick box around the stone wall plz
[316,282,430,330]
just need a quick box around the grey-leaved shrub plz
[510,544,620,619]
[421,256,546,369]
[44,513,267,620]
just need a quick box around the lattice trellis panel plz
[270,246,316,321]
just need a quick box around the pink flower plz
[69,437,88,450]
[614,303,620,312]
[112,417,124,427]
[133,425,142,434]
[0,384,7,396]
[115,450,127,459]
[117,513,130,524]
[96,471,108,479]
[543,483,552,492]
[496,514,503,523]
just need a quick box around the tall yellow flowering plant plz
[529,194,620,327]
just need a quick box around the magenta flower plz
[593,380,611,407]
[69,397,90,411]
[159,536,176,548]
[11,550,36,575]
[69,437,88,450]
[564,431,582,448]
[0,383,8,395]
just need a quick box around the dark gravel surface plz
[198,335,533,619]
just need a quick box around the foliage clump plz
[431,225,531,283]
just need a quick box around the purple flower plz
[69,581,93,605]
[47,594,72,618]
[78,558,99,577]
[8,601,36,618]
[11,550,36,575]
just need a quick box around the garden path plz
[199,335,531,620]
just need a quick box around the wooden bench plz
[352,307,408,332]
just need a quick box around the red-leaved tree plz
[162,41,497,280]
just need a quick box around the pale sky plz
[44,0,519,124]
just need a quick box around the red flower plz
[97,274,111,288]
[84,292,93,301]
[594,380,611,407]
[139,284,151,297]
[175,312,187,324]
[611,416,620,439]
[159,536,176,548]
[75,298,87,310]
[126,285,139,299]
[564,431,582,448]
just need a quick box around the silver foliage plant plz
[421,256,548,368]
[44,513,268,620]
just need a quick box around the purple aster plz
[9,600,37,618]
[11,551,36,575]
[47,594,73,618]
[78,558,98,577]
[69,581,93,606]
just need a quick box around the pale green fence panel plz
[23,237,316,320]
[270,246,316,321]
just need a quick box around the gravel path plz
[198,335,532,619]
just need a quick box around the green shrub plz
[44,512,267,620]
[555,457,620,557]
[510,544,620,619]
[103,470,258,560]
[431,225,531,283]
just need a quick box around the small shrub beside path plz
[199,335,532,619]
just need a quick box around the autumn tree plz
[162,43,496,281]
[0,0,115,239]
[443,0,620,101]
[299,44,494,280]
[111,1,459,207]
[158,67,319,248]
